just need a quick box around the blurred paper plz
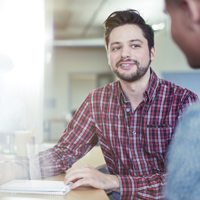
[0,179,71,195]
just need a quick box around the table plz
[72,145,106,168]
[0,146,109,200]
[0,174,109,200]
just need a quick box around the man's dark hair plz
[104,9,154,50]
[165,0,180,4]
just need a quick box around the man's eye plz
[131,44,141,48]
[111,46,121,51]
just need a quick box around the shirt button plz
[126,108,131,112]
[133,131,136,135]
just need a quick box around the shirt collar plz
[145,68,160,102]
[116,81,129,105]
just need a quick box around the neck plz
[120,68,150,109]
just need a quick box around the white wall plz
[49,47,109,113]
[44,47,110,140]
[0,0,47,159]
[0,0,45,147]
[154,30,192,75]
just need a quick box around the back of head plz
[104,9,154,50]
[165,0,200,69]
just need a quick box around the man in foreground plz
[164,0,200,199]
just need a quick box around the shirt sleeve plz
[165,104,200,199]
[39,94,98,178]
[178,90,199,117]
[117,173,165,199]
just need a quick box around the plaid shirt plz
[39,69,198,199]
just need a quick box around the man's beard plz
[113,58,151,82]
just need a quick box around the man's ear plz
[185,0,200,23]
[150,47,155,61]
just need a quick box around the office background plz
[0,0,199,154]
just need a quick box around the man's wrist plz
[109,175,120,192]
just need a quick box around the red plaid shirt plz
[39,69,198,199]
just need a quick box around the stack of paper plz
[0,180,71,195]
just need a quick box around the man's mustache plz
[116,59,139,67]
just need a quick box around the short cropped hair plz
[104,9,154,50]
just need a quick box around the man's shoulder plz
[90,81,118,96]
[159,78,198,98]
[175,103,200,138]
[183,103,200,118]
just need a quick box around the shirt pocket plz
[143,124,174,154]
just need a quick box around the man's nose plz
[121,46,130,58]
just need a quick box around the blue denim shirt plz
[165,102,200,200]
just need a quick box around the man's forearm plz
[117,173,166,200]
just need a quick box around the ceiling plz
[46,0,168,45]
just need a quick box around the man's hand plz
[64,166,119,191]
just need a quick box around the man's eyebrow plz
[110,39,143,46]
[129,39,143,43]
[110,42,121,46]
